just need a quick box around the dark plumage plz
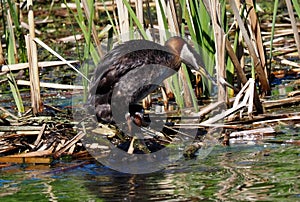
[87,37,215,125]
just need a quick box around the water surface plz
[1,143,299,201]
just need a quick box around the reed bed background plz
[0,0,299,117]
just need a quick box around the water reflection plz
[76,145,300,201]
[0,144,299,201]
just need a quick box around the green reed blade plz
[6,4,24,114]
[101,0,118,36]
[82,0,95,102]
[157,0,170,34]
[182,64,199,112]
[65,0,100,66]
[292,0,300,21]
[7,72,24,114]
[168,74,184,109]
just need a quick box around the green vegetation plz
[0,0,299,115]
[1,0,26,114]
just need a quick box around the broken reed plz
[269,0,300,74]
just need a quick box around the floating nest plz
[1,93,300,166]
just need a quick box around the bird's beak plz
[191,61,217,86]
[180,44,216,85]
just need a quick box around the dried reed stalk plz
[0,60,78,72]
[0,156,51,164]
[116,0,129,41]
[135,0,144,28]
[155,0,167,42]
[53,131,86,159]
[27,0,43,114]
[33,37,90,82]
[207,0,227,102]
[229,0,270,94]
[34,123,46,146]
[166,0,179,34]
[63,2,156,12]
[225,38,263,113]
[246,0,267,77]
[286,0,300,57]
[0,37,4,65]
[17,80,84,90]
[25,35,42,115]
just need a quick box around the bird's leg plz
[125,112,133,134]
[125,112,144,134]
[125,112,150,154]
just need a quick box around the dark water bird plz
[87,36,215,126]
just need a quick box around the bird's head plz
[165,37,216,84]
